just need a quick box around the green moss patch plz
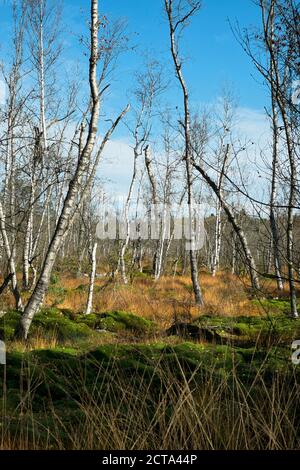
[1,308,157,344]
[193,314,300,346]
[78,310,157,335]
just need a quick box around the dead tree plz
[190,157,261,291]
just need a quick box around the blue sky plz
[0,0,270,197]
[0,0,267,113]
[62,0,267,111]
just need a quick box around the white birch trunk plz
[119,149,138,284]
[23,176,35,290]
[85,242,97,315]
[15,0,101,339]
[0,201,23,311]
[212,202,222,277]
[15,0,129,339]
[165,0,204,305]
[38,0,48,163]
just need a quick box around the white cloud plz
[235,107,270,147]
[45,104,274,203]
[98,106,272,201]
[232,107,272,207]
[99,138,134,198]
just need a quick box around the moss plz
[48,285,67,301]
[131,271,150,280]
[2,341,299,418]
[33,311,93,341]
[50,273,60,285]
[2,319,300,449]
[75,313,103,329]
[141,265,154,275]
[2,310,22,340]
[1,308,158,347]
[1,308,92,342]
[193,314,300,346]
[252,298,300,315]
[78,310,157,335]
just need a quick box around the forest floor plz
[1,272,300,450]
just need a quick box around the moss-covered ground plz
[1,274,300,449]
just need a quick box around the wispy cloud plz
[100,138,134,197]
[235,106,270,147]
[98,106,271,200]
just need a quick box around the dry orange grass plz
[6,328,59,353]
[45,272,263,328]
[259,276,298,298]
[1,271,272,328]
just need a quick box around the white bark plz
[231,231,237,275]
[119,148,139,284]
[15,0,129,339]
[268,4,283,291]
[0,201,23,311]
[23,172,35,290]
[85,242,97,315]
[38,0,48,162]
[144,146,161,279]
[15,0,101,338]
[212,144,230,277]
[165,0,204,305]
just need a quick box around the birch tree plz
[236,0,299,315]
[0,0,27,310]
[118,62,163,283]
[85,202,98,315]
[165,0,204,305]
[189,156,261,291]
[211,143,230,277]
[15,0,129,339]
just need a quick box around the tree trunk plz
[85,242,97,315]
[275,94,298,316]
[23,174,35,290]
[119,148,138,284]
[165,0,203,305]
[190,159,260,291]
[231,231,237,275]
[0,201,23,310]
[144,146,161,278]
[212,201,222,277]
[14,0,101,339]
[269,20,283,290]
[212,144,230,277]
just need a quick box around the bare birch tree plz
[236,0,299,315]
[165,0,204,305]
[15,0,129,339]
[118,62,163,283]
[0,0,27,309]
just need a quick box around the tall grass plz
[1,349,299,450]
